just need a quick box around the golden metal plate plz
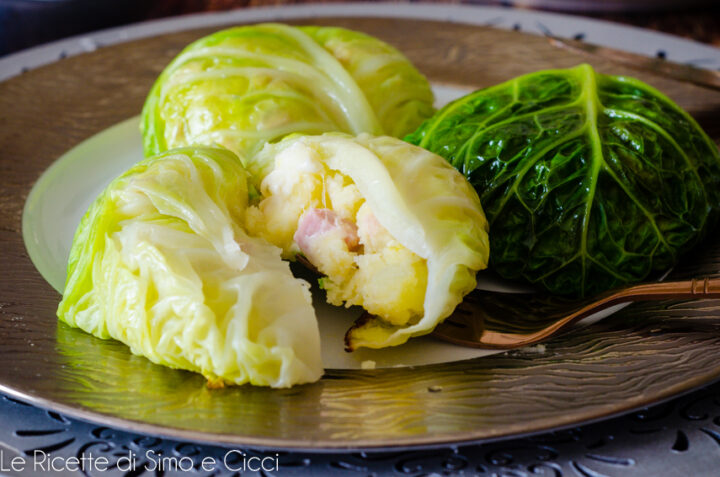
[2,13,720,450]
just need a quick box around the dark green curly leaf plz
[406,64,720,296]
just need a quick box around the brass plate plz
[2,15,720,450]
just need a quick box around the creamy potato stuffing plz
[245,141,427,326]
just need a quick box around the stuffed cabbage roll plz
[407,64,720,297]
[57,147,323,388]
[244,133,490,350]
[141,23,435,160]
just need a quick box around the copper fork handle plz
[609,277,720,302]
[434,277,720,350]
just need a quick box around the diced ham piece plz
[357,207,383,238]
[294,208,360,254]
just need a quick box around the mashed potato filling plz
[245,140,427,326]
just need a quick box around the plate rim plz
[1,2,720,83]
[2,359,719,452]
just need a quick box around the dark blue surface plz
[0,0,149,57]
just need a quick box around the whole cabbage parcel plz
[57,147,323,388]
[243,133,490,350]
[407,64,720,297]
[141,23,435,161]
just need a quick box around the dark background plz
[0,0,719,58]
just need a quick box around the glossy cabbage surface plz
[407,64,720,296]
[141,23,434,160]
[247,133,490,350]
[57,147,323,388]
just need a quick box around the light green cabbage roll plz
[243,133,490,350]
[57,147,323,388]
[141,23,435,160]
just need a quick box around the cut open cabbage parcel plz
[245,133,490,350]
[57,147,323,388]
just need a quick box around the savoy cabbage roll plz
[244,133,490,350]
[57,147,323,388]
[141,23,435,160]
[407,64,720,297]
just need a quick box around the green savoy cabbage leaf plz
[248,133,490,350]
[406,64,720,297]
[141,23,434,161]
[57,147,323,388]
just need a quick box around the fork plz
[431,277,720,349]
